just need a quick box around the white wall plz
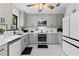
[64,3,79,17]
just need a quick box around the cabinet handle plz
[0,49,4,52]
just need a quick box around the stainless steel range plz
[38,34,47,43]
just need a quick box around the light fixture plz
[26,3,60,12]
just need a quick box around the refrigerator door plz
[70,11,79,40]
[63,16,70,36]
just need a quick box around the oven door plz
[38,34,47,42]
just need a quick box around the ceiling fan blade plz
[48,5,54,9]
[27,4,37,7]
[56,3,60,6]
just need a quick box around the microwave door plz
[38,21,47,26]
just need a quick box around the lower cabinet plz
[9,38,21,56]
[47,33,59,43]
[21,34,29,52]
[29,34,38,44]
[0,44,8,56]
[29,33,59,44]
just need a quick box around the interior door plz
[63,16,70,36]
[70,11,79,39]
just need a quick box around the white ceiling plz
[14,3,67,14]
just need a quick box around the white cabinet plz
[26,14,63,27]
[29,34,38,44]
[47,15,56,27]
[63,16,70,36]
[19,11,24,27]
[0,44,7,56]
[21,34,29,52]
[47,33,59,43]
[56,15,63,27]
[9,38,21,56]
[32,15,38,27]
[70,11,79,39]
[0,3,12,29]
[27,14,37,27]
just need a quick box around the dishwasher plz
[8,37,21,56]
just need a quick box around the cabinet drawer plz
[0,44,7,54]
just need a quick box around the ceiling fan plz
[26,3,60,12]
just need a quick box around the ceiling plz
[13,3,67,14]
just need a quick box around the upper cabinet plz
[26,14,37,27]
[26,14,63,27]
[0,3,13,30]
[47,15,57,27]
[56,14,63,27]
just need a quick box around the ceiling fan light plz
[39,3,43,9]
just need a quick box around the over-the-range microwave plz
[38,20,47,26]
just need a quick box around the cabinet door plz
[47,34,52,43]
[70,11,79,39]
[0,44,7,56]
[0,3,12,29]
[32,15,37,27]
[29,34,37,43]
[9,39,21,56]
[27,14,37,27]
[56,15,63,27]
[25,34,29,46]
[47,33,59,43]
[21,36,27,52]
[26,15,32,27]
[0,52,7,56]
[63,16,70,36]
[53,33,59,43]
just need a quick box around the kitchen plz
[0,3,79,56]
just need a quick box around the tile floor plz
[22,44,65,56]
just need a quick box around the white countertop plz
[0,31,61,46]
[0,33,28,46]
